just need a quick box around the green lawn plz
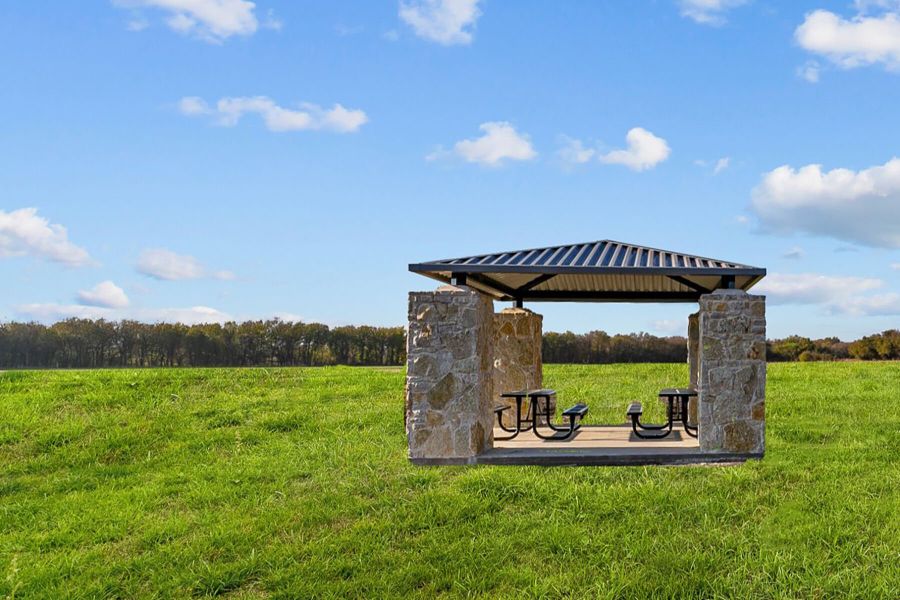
[1,363,898,598]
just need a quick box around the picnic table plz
[626,387,698,439]
[494,389,587,441]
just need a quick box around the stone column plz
[492,308,548,426]
[406,285,494,464]
[698,290,766,455]
[686,311,700,424]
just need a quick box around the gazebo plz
[406,240,767,466]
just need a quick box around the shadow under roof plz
[409,239,766,303]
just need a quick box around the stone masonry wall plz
[687,311,700,424]
[406,285,494,463]
[698,290,766,455]
[492,308,548,427]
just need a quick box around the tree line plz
[541,331,688,363]
[0,319,896,369]
[766,330,900,361]
[0,320,405,369]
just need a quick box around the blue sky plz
[1,0,899,339]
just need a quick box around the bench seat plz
[626,402,643,417]
[562,403,589,418]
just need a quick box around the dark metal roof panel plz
[412,239,763,274]
[409,239,766,302]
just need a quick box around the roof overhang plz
[409,240,766,303]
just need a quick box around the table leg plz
[631,396,674,438]
[637,396,674,431]
[681,396,698,438]
[495,395,527,441]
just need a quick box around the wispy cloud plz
[650,319,686,335]
[556,135,596,165]
[797,60,822,83]
[679,0,747,26]
[17,302,233,325]
[782,246,805,260]
[136,248,234,281]
[178,96,368,133]
[754,272,900,315]
[113,0,279,43]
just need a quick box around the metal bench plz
[626,400,673,439]
[533,393,587,440]
[562,403,589,424]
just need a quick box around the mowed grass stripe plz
[0,363,898,598]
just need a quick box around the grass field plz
[1,363,898,598]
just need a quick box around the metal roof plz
[409,239,766,303]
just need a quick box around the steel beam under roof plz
[409,239,766,303]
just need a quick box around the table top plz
[500,389,534,398]
[499,389,556,398]
[659,387,697,397]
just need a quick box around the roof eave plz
[408,263,767,277]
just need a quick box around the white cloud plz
[431,121,536,167]
[17,303,112,322]
[178,96,368,133]
[753,272,900,315]
[78,281,130,309]
[127,18,150,31]
[679,0,747,26]
[797,60,822,82]
[557,136,596,165]
[755,273,882,305]
[261,8,282,31]
[782,246,805,260]
[795,7,900,72]
[891,262,900,270]
[143,305,233,324]
[113,0,270,43]
[136,248,234,281]
[399,0,482,45]
[833,292,900,316]
[694,157,730,174]
[650,319,686,335]
[751,158,900,248]
[16,303,233,325]
[177,96,211,116]
[599,127,671,171]
[0,208,92,267]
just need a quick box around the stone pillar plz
[492,308,549,426]
[406,285,494,464]
[698,290,766,455]
[687,311,700,424]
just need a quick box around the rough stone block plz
[406,286,494,462]
[698,290,766,455]
[492,308,546,426]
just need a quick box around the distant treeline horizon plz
[0,319,897,369]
